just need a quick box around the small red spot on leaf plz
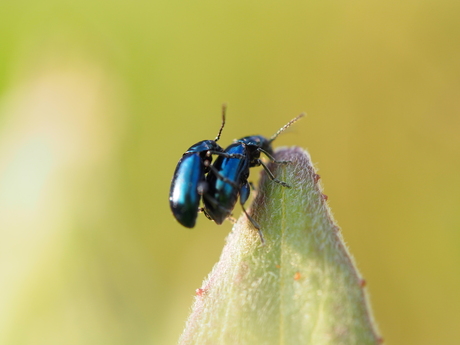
[196,288,207,297]
[360,279,367,288]
[294,272,301,281]
[322,194,328,201]
[276,264,281,269]
[313,173,321,183]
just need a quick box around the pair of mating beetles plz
[169,105,304,243]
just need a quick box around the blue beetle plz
[203,113,305,243]
[169,105,243,228]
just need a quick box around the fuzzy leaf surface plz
[180,147,381,345]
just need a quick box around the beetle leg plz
[257,148,290,164]
[256,159,291,188]
[208,165,240,188]
[239,182,265,244]
[207,151,245,159]
[241,203,264,245]
[217,152,245,159]
[202,193,233,215]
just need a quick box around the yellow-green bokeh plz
[0,1,459,344]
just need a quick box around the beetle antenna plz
[269,112,306,143]
[215,103,227,142]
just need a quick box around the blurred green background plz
[0,0,459,344]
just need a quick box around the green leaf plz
[180,147,381,345]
